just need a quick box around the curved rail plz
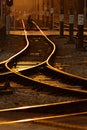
[0,20,30,76]
[33,21,87,87]
[6,20,29,63]
[6,20,87,85]
[5,20,49,73]
[5,20,87,93]
[33,21,56,63]
[0,20,87,128]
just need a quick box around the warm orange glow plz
[14,0,33,10]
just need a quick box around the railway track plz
[4,20,87,95]
[0,20,87,127]
[0,99,87,129]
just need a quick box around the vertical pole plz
[59,0,64,37]
[1,0,3,22]
[6,8,11,34]
[68,9,74,43]
[42,0,45,24]
[77,0,84,50]
[34,0,35,20]
[84,0,86,25]
[46,0,49,28]
[13,8,16,30]
[1,0,6,34]
[50,0,54,30]
[1,0,6,23]
[35,0,37,21]
[37,0,39,21]
[67,1,74,44]
[34,0,37,21]
[33,0,35,20]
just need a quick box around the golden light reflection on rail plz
[0,112,87,130]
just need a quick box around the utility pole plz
[59,0,64,37]
[77,0,84,50]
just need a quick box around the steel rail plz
[5,20,48,73]
[0,113,87,129]
[0,20,30,76]
[0,20,87,128]
[32,21,87,87]
[4,20,87,95]
[5,20,87,86]
[0,99,87,126]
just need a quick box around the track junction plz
[0,20,87,129]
